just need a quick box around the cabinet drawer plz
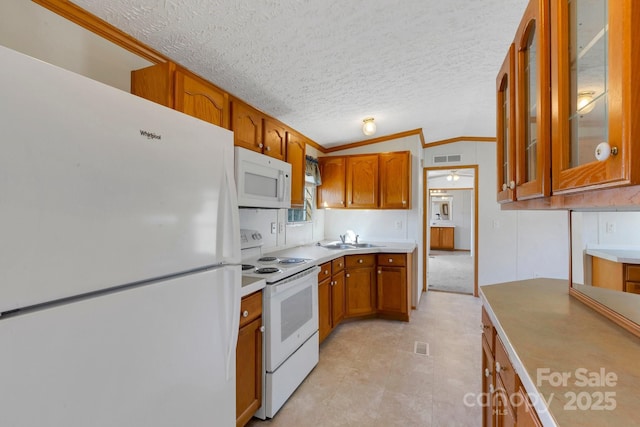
[495,335,516,395]
[625,265,640,282]
[332,257,345,273]
[481,306,495,353]
[318,261,332,281]
[625,281,640,294]
[345,254,376,268]
[240,291,262,328]
[377,254,406,267]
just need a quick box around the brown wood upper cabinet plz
[550,0,639,193]
[346,154,379,208]
[514,0,551,201]
[285,131,307,207]
[131,62,229,128]
[317,156,346,208]
[379,151,411,209]
[261,118,286,161]
[318,151,411,210]
[496,44,517,203]
[230,99,265,154]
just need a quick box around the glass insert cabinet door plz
[496,44,516,203]
[515,0,551,200]
[551,0,639,192]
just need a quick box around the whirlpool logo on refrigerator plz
[140,130,162,140]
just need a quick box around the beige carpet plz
[427,250,474,294]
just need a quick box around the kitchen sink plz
[323,243,355,250]
[351,243,380,248]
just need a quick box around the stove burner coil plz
[242,264,255,271]
[258,256,278,262]
[255,267,281,274]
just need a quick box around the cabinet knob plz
[402,200,406,205]
[595,142,618,161]
[258,143,264,148]
[388,258,393,263]
[503,180,515,191]
[495,362,506,373]
[489,384,494,394]
[484,368,492,378]
[260,326,265,333]
[378,269,382,274]
[358,259,363,264]
[266,146,271,151]
[346,273,350,278]
[324,270,329,275]
[242,310,249,318]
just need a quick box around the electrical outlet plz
[606,222,616,234]
[271,222,276,234]
[279,222,284,233]
[493,219,500,229]
[394,220,402,229]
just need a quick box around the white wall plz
[0,0,151,91]
[571,211,640,285]
[423,141,570,286]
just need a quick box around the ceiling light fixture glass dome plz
[577,90,596,114]
[362,117,376,136]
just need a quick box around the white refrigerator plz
[0,45,242,427]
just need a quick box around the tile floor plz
[247,290,483,427]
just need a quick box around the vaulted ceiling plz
[74,0,528,148]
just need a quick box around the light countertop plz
[263,241,417,266]
[585,248,640,264]
[430,224,455,228]
[481,279,640,426]
[241,275,265,297]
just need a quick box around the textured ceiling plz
[73,0,528,148]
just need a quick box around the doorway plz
[422,166,478,296]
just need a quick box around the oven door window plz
[281,286,312,341]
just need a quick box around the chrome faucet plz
[355,234,360,244]
[339,234,346,243]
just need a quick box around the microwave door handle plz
[278,170,285,202]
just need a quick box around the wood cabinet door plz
[331,270,346,327]
[441,227,455,250]
[286,131,307,208]
[317,156,346,208]
[262,118,286,161]
[318,277,332,344]
[516,385,543,427]
[174,69,229,128]
[550,0,639,193]
[482,337,495,427]
[345,266,376,317]
[495,376,516,427]
[236,316,262,427]
[377,265,407,316]
[346,154,379,208]
[514,0,550,200]
[379,151,411,209]
[430,227,441,250]
[496,44,517,203]
[231,99,263,153]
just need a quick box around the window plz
[287,177,315,223]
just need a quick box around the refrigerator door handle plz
[218,145,241,264]
[224,267,241,381]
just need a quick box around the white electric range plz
[239,229,319,419]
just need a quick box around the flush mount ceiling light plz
[362,117,376,136]
[446,170,460,181]
[577,90,596,114]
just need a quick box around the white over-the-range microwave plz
[234,147,292,208]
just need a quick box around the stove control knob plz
[242,310,249,318]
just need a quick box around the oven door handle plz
[270,266,320,294]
